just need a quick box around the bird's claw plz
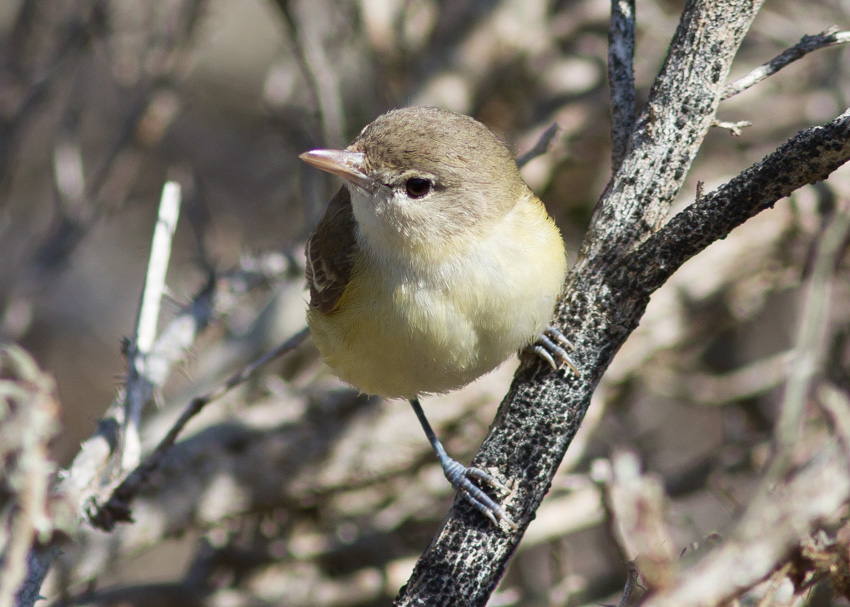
[526,325,578,375]
[442,458,517,529]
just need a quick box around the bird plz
[300,106,573,528]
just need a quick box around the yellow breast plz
[307,193,566,399]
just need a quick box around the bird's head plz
[300,106,528,261]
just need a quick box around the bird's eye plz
[405,178,432,198]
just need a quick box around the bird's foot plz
[526,325,578,375]
[441,457,517,529]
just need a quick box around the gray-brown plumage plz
[305,186,356,314]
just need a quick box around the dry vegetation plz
[1,0,849,606]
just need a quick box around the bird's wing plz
[305,186,357,313]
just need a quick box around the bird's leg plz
[408,398,516,529]
[526,325,578,375]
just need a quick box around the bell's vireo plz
[301,106,572,528]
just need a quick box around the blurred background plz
[1,0,849,605]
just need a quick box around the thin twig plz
[90,327,310,531]
[618,560,641,607]
[516,122,559,168]
[721,28,850,100]
[608,0,636,171]
[711,119,752,136]
[121,182,182,471]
